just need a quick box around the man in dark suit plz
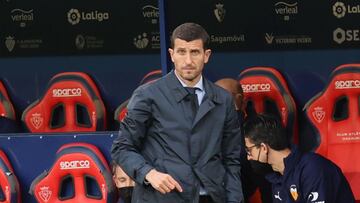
[111,22,244,203]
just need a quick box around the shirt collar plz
[174,70,204,92]
[283,145,302,176]
[265,145,302,184]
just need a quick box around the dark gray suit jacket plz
[111,71,244,203]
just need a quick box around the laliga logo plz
[67,9,81,25]
[333,1,360,18]
[335,80,360,89]
[52,88,82,97]
[241,83,271,93]
[60,160,90,170]
[333,2,346,18]
[67,8,109,25]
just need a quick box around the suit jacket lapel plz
[166,70,188,103]
[165,71,223,128]
[164,71,192,164]
[192,78,223,128]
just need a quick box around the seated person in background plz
[112,162,135,203]
[243,113,355,203]
[215,78,272,203]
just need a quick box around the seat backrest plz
[114,69,162,123]
[30,143,114,203]
[239,67,298,143]
[305,63,360,200]
[0,81,15,120]
[114,100,129,123]
[0,150,20,203]
[22,72,106,132]
[138,69,162,85]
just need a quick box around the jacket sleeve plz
[222,95,244,203]
[300,157,355,203]
[111,86,154,185]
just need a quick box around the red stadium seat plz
[0,81,15,120]
[239,66,298,143]
[139,69,162,85]
[0,150,20,203]
[22,72,106,132]
[114,69,162,123]
[248,188,262,203]
[305,64,360,200]
[114,99,129,123]
[30,143,115,203]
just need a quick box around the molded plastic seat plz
[0,81,15,120]
[114,69,162,123]
[22,72,106,132]
[0,150,20,203]
[305,64,360,200]
[30,143,114,203]
[239,66,298,143]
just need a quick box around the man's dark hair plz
[243,113,289,150]
[170,22,210,49]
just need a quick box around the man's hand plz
[145,169,183,194]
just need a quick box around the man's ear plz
[204,49,211,63]
[168,48,175,62]
[235,93,243,111]
[236,93,244,102]
[260,143,269,153]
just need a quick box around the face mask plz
[249,160,273,176]
[118,187,133,203]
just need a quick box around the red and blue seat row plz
[1,65,360,201]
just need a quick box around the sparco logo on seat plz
[52,88,82,97]
[60,160,90,170]
[335,80,360,89]
[242,83,271,92]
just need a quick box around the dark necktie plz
[185,87,199,120]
